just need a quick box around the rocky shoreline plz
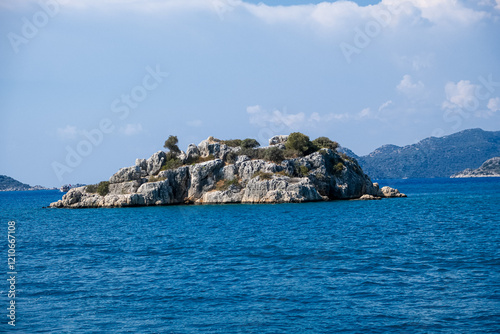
[451,157,500,178]
[50,135,406,208]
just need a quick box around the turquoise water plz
[0,178,499,333]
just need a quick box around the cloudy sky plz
[1,0,499,187]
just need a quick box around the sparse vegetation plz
[96,181,110,196]
[275,170,289,177]
[149,176,166,183]
[215,178,241,191]
[299,165,310,176]
[334,162,344,175]
[264,146,284,163]
[85,184,97,193]
[86,181,109,196]
[252,171,273,180]
[164,135,180,154]
[221,139,242,147]
[160,153,183,172]
[312,136,339,151]
[241,138,260,149]
[285,132,316,156]
[283,148,302,159]
[225,151,239,164]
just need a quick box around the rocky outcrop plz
[451,157,500,178]
[269,135,289,146]
[50,136,406,208]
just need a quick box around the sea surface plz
[0,178,499,333]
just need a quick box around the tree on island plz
[285,132,316,156]
[164,135,180,154]
[312,136,338,151]
[241,138,260,149]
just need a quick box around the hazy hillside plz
[355,129,500,179]
[0,175,32,191]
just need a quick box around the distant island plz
[350,128,500,179]
[0,175,51,192]
[50,133,405,208]
[451,157,500,178]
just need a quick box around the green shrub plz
[160,155,183,171]
[96,181,110,196]
[264,146,284,163]
[252,171,273,180]
[164,135,180,154]
[285,132,316,156]
[149,176,166,183]
[312,136,339,151]
[241,138,260,149]
[222,139,242,147]
[215,178,241,191]
[225,151,238,164]
[283,148,302,159]
[299,165,309,176]
[208,136,222,143]
[333,162,344,175]
[85,184,97,193]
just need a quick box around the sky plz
[1,0,499,187]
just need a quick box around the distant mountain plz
[355,129,500,179]
[338,146,359,160]
[451,157,500,178]
[0,175,49,191]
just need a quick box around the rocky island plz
[50,133,406,208]
[451,157,500,178]
[0,175,50,192]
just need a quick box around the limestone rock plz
[358,194,381,200]
[379,186,407,198]
[146,151,167,175]
[241,176,323,203]
[269,135,289,146]
[237,159,282,181]
[109,166,144,184]
[135,158,147,170]
[202,185,243,204]
[108,180,144,195]
[137,180,173,205]
[186,144,200,160]
[187,159,225,199]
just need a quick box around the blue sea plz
[1,178,499,333]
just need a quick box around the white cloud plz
[119,123,143,136]
[247,105,305,129]
[6,0,492,29]
[487,97,500,112]
[442,80,479,110]
[378,100,393,112]
[57,125,79,140]
[442,81,498,118]
[357,108,372,119]
[186,119,203,127]
[497,0,500,10]
[382,0,489,25]
[397,75,425,98]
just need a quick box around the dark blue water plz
[1,178,499,333]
